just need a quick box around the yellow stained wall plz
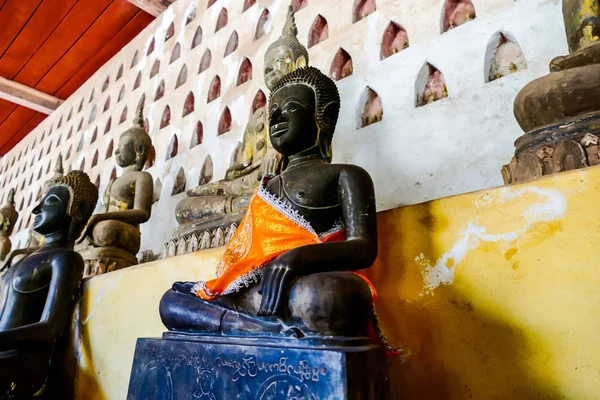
[74,167,600,400]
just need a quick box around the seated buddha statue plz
[160,66,378,339]
[76,107,153,276]
[0,189,18,261]
[175,5,308,231]
[0,170,98,399]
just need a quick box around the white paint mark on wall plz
[418,186,567,295]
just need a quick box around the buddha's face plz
[32,186,70,236]
[115,134,136,168]
[269,83,318,156]
[264,45,295,91]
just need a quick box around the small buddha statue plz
[76,106,153,276]
[0,170,98,399]
[174,5,308,232]
[160,66,378,339]
[0,189,18,261]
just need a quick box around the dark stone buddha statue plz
[160,66,378,339]
[0,171,98,399]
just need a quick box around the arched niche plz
[155,80,165,101]
[243,0,256,12]
[353,0,376,23]
[442,0,476,33]
[292,0,307,12]
[77,118,83,132]
[224,31,238,56]
[200,155,213,185]
[130,51,139,68]
[78,98,83,112]
[176,64,188,89]
[67,126,72,140]
[170,43,181,64]
[215,8,228,32]
[133,71,142,89]
[109,167,117,182]
[207,0,217,8]
[165,22,175,41]
[79,158,85,171]
[255,9,270,40]
[102,77,110,92]
[76,135,84,152]
[103,96,111,112]
[160,106,171,129]
[485,32,527,83]
[89,89,95,103]
[147,37,155,55]
[185,4,196,25]
[192,26,203,49]
[116,64,124,80]
[90,128,98,144]
[106,140,114,159]
[207,76,221,103]
[308,15,329,48]
[153,178,162,203]
[166,135,179,160]
[66,144,72,160]
[190,121,203,148]
[150,59,160,78]
[183,91,195,117]
[118,84,125,102]
[67,108,73,121]
[89,105,97,123]
[330,48,353,81]
[381,21,408,60]
[138,93,146,113]
[92,150,99,168]
[359,86,383,128]
[237,58,252,86]
[104,117,111,134]
[230,141,243,167]
[95,175,101,189]
[252,89,266,114]
[172,167,186,195]
[415,62,448,107]
[199,49,212,73]
[218,107,232,136]
[119,106,128,124]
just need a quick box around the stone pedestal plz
[75,243,138,278]
[127,334,390,399]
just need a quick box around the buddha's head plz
[268,66,340,159]
[115,106,152,170]
[33,170,98,241]
[264,5,309,91]
[0,188,18,236]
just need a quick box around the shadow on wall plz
[365,205,564,399]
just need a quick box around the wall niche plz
[330,48,353,81]
[442,0,476,33]
[207,76,221,103]
[485,32,527,83]
[308,15,328,48]
[415,62,448,107]
[381,22,408,60]
[218,107,232,136]
[237,58,252,86]
[172,167,186,195]
[353,0,376,24]
[255,9,270,40]
[216,8,228,32]
[199,49,212,74]
[190,121,203,148]
[183,92,195,117]
[224,31,238,56]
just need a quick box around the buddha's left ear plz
[73,201,91,222]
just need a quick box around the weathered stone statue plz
[502,0,600,183]
[76,106,153,277]
[162,66,377,338]
[128,66,389,400]
[0,170,98,399]
[0,189,18,261]
[171,5,308,254]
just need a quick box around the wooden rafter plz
[0,77,63,115]
[125,0,174,17]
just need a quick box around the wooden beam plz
[0,76,63,114]
[125,0,173,17]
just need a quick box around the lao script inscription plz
[216,355,328,383]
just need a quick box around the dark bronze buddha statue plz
[160,66,378,339]
[0,170,98,399]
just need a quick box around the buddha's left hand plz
[257,260,294,316]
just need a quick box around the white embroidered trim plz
[257,175,318,238]
[191,265,266,297]
[319,219,345,240]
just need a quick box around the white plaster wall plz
[0,0,568,257]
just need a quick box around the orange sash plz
[194,177,347,300]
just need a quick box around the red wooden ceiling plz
[0,0,155,156]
